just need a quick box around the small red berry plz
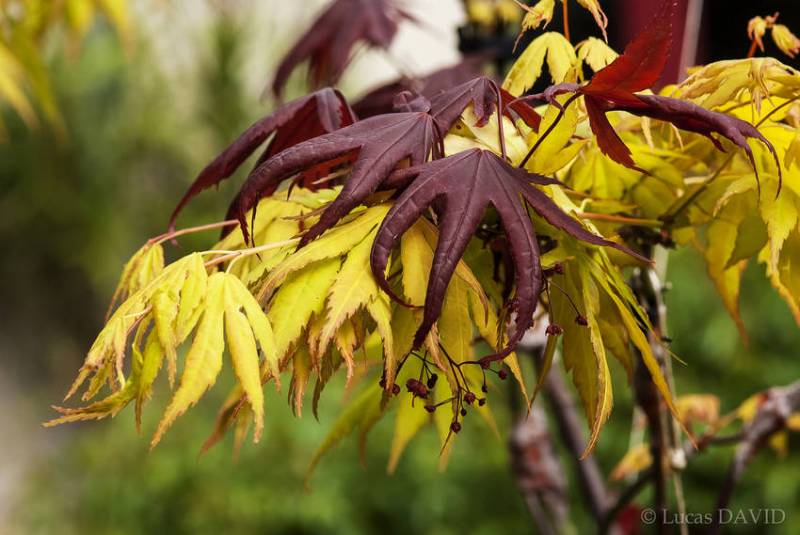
[424,405,436,413]
[478,398,486,406]
[546,324,563,336]
[460,408,467,417]
[450,421,462,433]
[464,392,476,404]
[391,384,400,395]
[379,378,386,388]
[575,315,589,326]
[498,369,508,380]
[481,385,488,393]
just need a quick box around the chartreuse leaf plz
[224,277,266,442]
[267,258,341,362]
[63,253,204,401]
[523,94,585,175]
[227,275,279,384]
[367,294,395,385]
[135,330,164,431]
[552,254,613,455]
[576,37,618,73]
[261,204,389,298]
[503,32,576,96]
[107,242,165,318]
[318,227,381,358]
[152,272,226,447]
[704,195,752,340]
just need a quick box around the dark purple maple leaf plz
[428,76,541,135]
[169,88,354,231]
[228,107,441,244]
[369,148,647,361]
[352,57,488,118]
[271,0,412,98]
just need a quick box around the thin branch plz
[509,405,570,535]
[709,381,800,534]
[578,212,663,228]
[517,337,610,523]
[149,219,239,245]
[541,352,610,520]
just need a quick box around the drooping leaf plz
[152,272,227,447]
[170,88,355,229]
[271,0,411,97]
[267,258,341,362]
[582,0,676,103]
[370,148,645,358]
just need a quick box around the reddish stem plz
[746,39,758,58]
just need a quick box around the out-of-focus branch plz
[517,332,611,524]
[509,404,570,535]
[542,361,610,521]
[630,264,672,535]
[709,381,800,535]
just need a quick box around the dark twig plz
[509,405,570,535]
[709,381,800,534]
[518,336,610,523]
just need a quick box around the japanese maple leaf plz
[369,148,646,360]
[228,104,441,244]
[169,88,354,231]
[523,0,781,187]
[271,0,412,98]
[429,76,541,134]
[352,57,488,118]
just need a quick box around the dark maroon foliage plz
[271,0,412,98]
[429,76,540,134]
[352,57,487,118]
[228,107,442,244]
[169,88,354,231]
[369,149,646,361]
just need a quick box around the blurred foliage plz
[0,0,130,136]
[4,4,800,535]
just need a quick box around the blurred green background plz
[2,3,800,534]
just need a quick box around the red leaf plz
[271,0,410,97]
[169,89,354,231]
[583,0,678,103]
[584,96,636,169]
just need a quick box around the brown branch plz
[542,354,610,520]
[509,405,570,535]
[517,337,611,524]
[629,262,677,535]
[709,381,800,534]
